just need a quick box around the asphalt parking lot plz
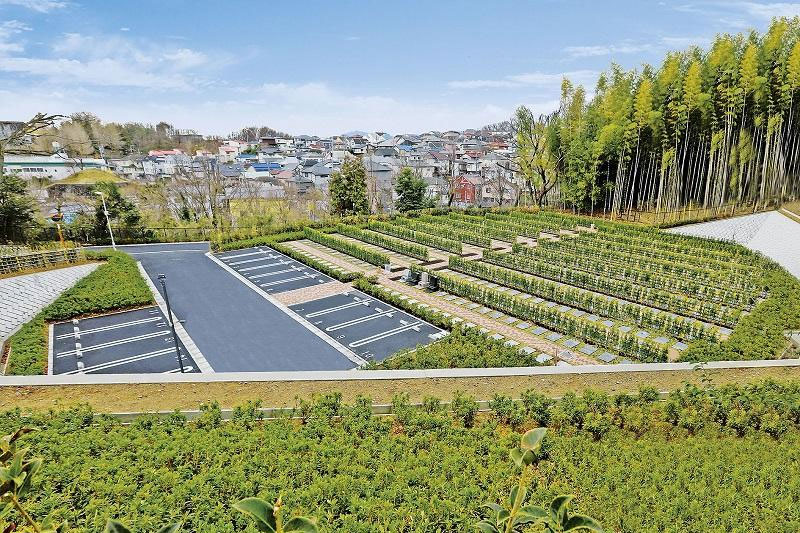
[289,290,446,362]
[51,306,198,374]
[217,247,333,294]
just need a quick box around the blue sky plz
[0,0,797,136]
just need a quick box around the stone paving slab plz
[0,263,99,342]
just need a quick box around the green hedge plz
[483,249,742,326]
[336,224,429,260]
[367,220,463,254]
[213,230,306,252]
[369,326,543,369]
[681,268,800,362]
[303,228,389,266]
[6,251,154,375]
[270,242,361,282]
[4,380,800,532]
[420,264,668,362]
[449,256,716,343]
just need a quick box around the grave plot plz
[51,306,197,374]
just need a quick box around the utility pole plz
[158,274,185,373]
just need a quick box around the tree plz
[394,166,429,212]
[0,173,40,242]
[512,106,562,207]
[0,113,63,176]
[90,181,144,241]
[329,157,369,216]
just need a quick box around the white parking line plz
[304,299,372,317]
[221,250,266,260]
[66,347,176,374]
[248,267,303,280]
[238,260,289,272]
[56,330,170,358]
[349,322,422,348]
[229,256,276,266]
[55,317,162,339]
[206,251,367,367]
[325,309,395,332]
[259,274,315,287]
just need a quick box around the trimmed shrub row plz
[303,227,389,266]
[448,256,717,343]
[336,224,429,260]
[367,221,462,254]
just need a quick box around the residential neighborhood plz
[2,124,521,220]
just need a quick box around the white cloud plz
[449,70,597,90]
[564,43,654,58]
[162,48,207,70]
[0,19,29,55]
[737,2,800,18]
[0,0,67,12]
[660,35,713,48]
[120,27,130,32]
[0,56,192,88]
[0,31,214,89]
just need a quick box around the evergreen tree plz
[394,167,429,212]
[91,182,144,241]
[0,173,40,243]
[329,158,369,216]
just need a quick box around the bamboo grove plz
[531,18,800,215]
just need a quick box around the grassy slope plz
[5,250,153,375]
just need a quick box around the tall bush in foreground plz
[476,428,603,533]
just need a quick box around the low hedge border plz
[303,227,389,266]
[270,242,361,282]
[5,250,155,375]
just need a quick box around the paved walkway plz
[668,210,800,279]
[0,263,99,342]
[273,280,350,306]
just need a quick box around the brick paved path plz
[273,280,351,306]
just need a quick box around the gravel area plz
[668,210,800,278]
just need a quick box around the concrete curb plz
[137,262,214,373]
[0,358,798,386]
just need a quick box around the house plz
[287,174,315,195]
[218,145,240,163]
[480,176,518,207]
[453,175,482,206]
[174,130,204,144]
[4,154,108,181]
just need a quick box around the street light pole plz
[93,191,116,250]
[158,274,185,373]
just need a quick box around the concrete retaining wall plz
[2,359,799,413]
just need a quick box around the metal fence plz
[0,248,85,276]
